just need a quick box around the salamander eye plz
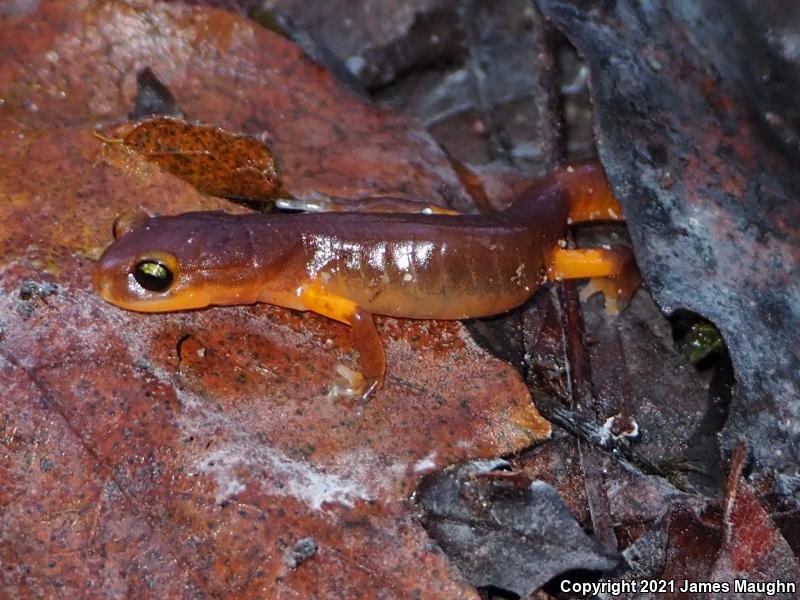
[133,260,174,292]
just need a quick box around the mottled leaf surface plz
[119,117,286,201]
[710,447,800,599]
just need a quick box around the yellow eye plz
[132,252,178,292]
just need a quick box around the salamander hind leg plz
[547,247,641,314]
[297,284,386,401]
[557,159,624,223]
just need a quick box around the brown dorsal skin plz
[93,171,572,319]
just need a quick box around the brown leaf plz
[710,446,800,599]
[620,503,722,600]
[120,117,286,201]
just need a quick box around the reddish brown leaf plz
[709,446,800,598]
[618,503,721,600]
[119,117,286,201]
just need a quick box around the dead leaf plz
[120,117,286,201]
[417,460,620,597]
[710,446,800,599]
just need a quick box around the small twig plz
[91,129,123,144]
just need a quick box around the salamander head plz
[93,210,262,312]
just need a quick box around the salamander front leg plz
[297,284,386,401]
[547,247,641,314]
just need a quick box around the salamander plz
[93,159,638,398]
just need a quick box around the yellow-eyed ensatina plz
[93,159,638,398]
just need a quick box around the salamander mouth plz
[92,266,256,313]
[91,265,108,300]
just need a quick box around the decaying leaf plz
[416,460,620,597]
[710,446,800,599]
[119,117,286,202]
[5,0,800,597]
[620,503,722,599]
